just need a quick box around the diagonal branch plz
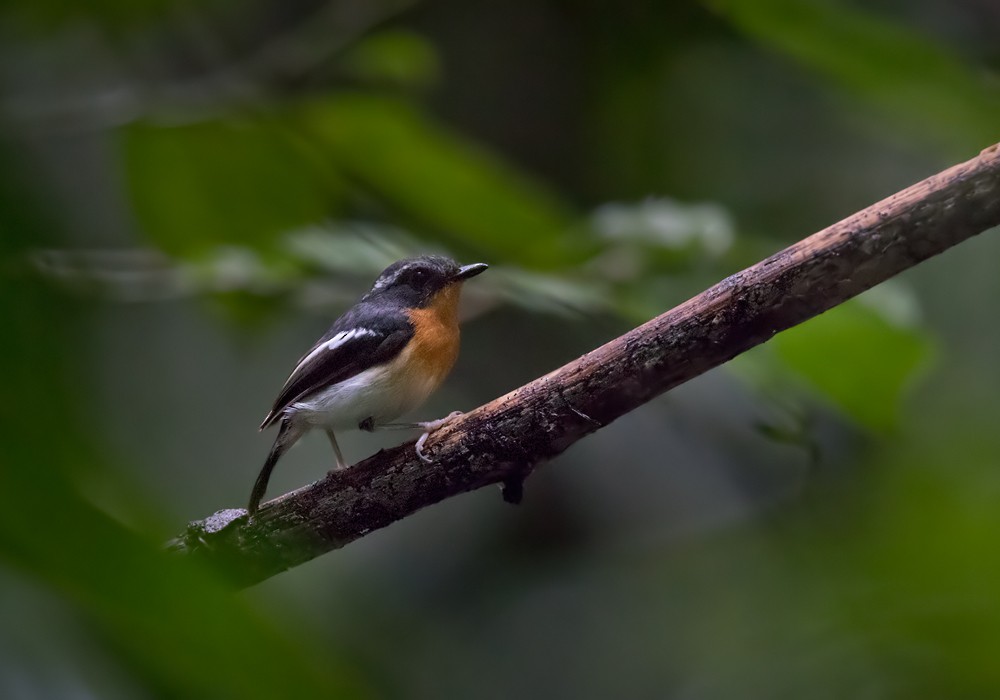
[169,143,1000,588]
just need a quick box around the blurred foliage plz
[124,94,582,266]
[124,118,334,256]
[710,0,1000,155]
[3,0,1000,697]
[299,94,584,267]
[5,0,179,31]
[340,29,441,88]
[734,292,933,432]
[772,298,932,432]
[0,147,364,697]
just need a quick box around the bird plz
[247,255,488,515]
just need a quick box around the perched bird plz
[248,255,488,515]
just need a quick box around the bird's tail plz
[248,419,302,516]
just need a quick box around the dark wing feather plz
[259,304,413,429]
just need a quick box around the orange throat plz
[402,282,463,391]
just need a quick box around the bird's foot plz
[414,411,464,464]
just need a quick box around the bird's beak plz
[454,263,489,281]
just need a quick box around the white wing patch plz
[296,328,380,370]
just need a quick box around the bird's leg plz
[324,429,348,472]
[380,411,464,431]
[376,412,464,463]
[418,411,465,432]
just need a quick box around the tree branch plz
[169,143,1000,587]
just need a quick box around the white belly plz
[287,348,442,430]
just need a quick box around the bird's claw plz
[414,411,464,464]
[415,431,433,464]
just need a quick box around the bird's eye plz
[410,269,428,284]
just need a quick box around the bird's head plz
[365,255,488,308]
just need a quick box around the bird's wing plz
[259,306,413,430]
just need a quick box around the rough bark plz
[169,143,1000,588]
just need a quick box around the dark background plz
[3,0,1000,697]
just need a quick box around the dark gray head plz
[365,255,488,307]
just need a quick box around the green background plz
[3,0,1000,697]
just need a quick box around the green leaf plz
[709,0,1000,154]
[299,94,585,268]
[770,295,934,431]
[341,29,442,89]
[122,118,334,257]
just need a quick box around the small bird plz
[248,255,488,515]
